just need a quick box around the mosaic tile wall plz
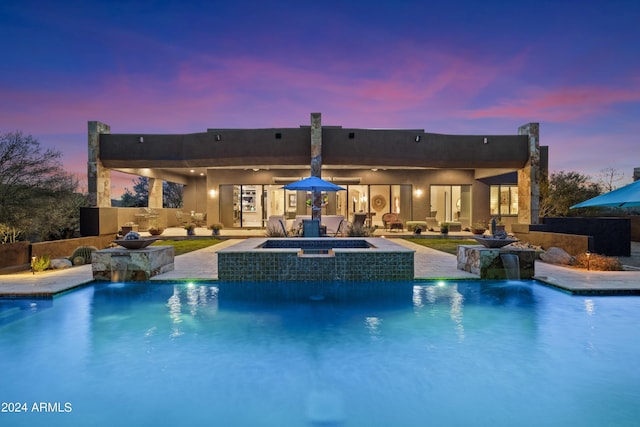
[218,251,414,282]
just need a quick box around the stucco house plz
[82,113,546,235]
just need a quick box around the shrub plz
[32,255,51,272]
[266,224,286,237]
[346,223,373,237]
[0,224,24,243]
[148,227,164,236]
[574,253,622,271]
[69,246,98,265]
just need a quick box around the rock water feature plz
[92,232,174,281]
[458,230,535,279]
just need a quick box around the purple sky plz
[2,0,639,196]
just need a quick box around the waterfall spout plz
[500,253,520,280]
[110,254,130,282]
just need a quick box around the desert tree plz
[0,131,85,241]
[597,167,625,192]
[539,170,602,217]
[120,176,183,208]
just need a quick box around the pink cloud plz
[467,85,640,122]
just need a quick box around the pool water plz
[1,280,639,427]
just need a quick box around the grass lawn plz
[151,238,223,256]
[404,238,478,255]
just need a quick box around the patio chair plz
[382,212,404,231]
[193,212,206,227]
[176,211,187,225]
[352,213,367,228]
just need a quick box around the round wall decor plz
[372,195,386,211]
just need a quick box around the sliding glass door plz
[430,185,471,228]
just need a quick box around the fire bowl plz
[113,238,157,250]
[472,236,518,249]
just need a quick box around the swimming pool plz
[1,280,639,426]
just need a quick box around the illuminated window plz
[490,185,518,216]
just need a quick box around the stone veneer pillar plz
[148,177,163,209]
[517,123,540,225]
[310,112,322,221]
[88,121,111,207]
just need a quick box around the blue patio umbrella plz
[570,180,640,209]
[282,176,346,192]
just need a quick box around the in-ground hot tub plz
[217,238,414,281]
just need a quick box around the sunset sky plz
[2,0,639,196]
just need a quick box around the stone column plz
[517,123,540,225]
[148,177,163,209]
[88,121,111,207]
[310,112,322,221]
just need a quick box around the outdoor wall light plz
[138,137,144,143]
[415,135,421,142]
[215,134,222,141]
[483,137,488,144]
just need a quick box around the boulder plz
[50,258,73,270]
[539,247,575,265]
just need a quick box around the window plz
[490,185,518,216]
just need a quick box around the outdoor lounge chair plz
[425,216,440,232]
[322,215,345,236]
[291,215,311,235]
[352,213,367,228]
[266,215,289,236]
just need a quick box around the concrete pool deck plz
[1,238,639,297]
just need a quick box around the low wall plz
[537,217,630,256]
[632,216,640,242]
[0,242,31,274]
[1,236,116,274]
[32,235,116,259]
[81,207,183,236]
[512,226,592,257]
